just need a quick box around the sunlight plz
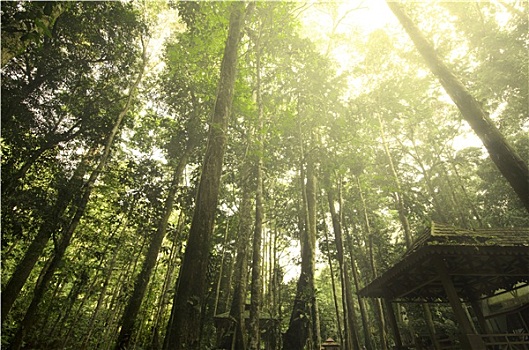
[3,1,527,348]
[299,0,397,64]
[452,130,484,151]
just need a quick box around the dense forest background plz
[1,1,528,350]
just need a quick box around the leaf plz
[43,2,53,16]
[34,18,53,38]
[20,31,39,42]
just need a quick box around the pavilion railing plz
[480,333,529,350]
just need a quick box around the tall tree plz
[1,147,91,323]
[7,34,148,350]
[223,150,253,350]
[386,1,529,212]
[283,143,321,350]
[163,3,249,349]
[248,12,265,349]
[114,124,197,350]
[325,174,362,350]
[1,1,145,324]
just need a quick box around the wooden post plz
[384,298,404,349]
[422,303,442,350]
[469,299,492,335]
[434,259,485,350]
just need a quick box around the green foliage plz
[2,1,527,349]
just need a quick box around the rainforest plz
[1,1,528,350]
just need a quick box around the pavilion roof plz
[357,222,529,302]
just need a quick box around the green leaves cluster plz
[2,1,528,349]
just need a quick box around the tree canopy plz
[2,1,528,350]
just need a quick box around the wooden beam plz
[394,276,439,299]
[384,298,403,349]
[469,299,492,335]
[434,258,486,350]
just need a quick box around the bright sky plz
[299,0,486,153]
[299,0,397,62]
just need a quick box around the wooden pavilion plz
[358,222,529,349]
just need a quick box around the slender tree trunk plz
[267,219,273,305]
[403,133,465,225]
[261,227,268,307]
[8,38,147,350]
[431,141,483,227]
[150,210,186,350]
[364,135,441,349]
[133,252,165,349]
[38,275,65,339]
[114,142,193,350]
[355,176,387,349]
[431,146,471,227]
[339,263,352,350]
[78,214,131,349]
[81,242,120,349]
[61,274,99,348]
[447,157,483,227]
[377,115,413,247]
[322,220,344,347]
[249,21,265,350]
[349,248,373,350]
[271,224,282,350]
[408,139,449,223]
[223,248,237,314]
[248,157,263,350]
[283,155,320,350]
[99,252,139,350]
[387,1,529,212]
[101,227,150,350]
[1,146,94,323]
[163,4,248,349]
[325,177,362,350]
[307,159,321,350]
[222,152,253,350]
[214,220,231,317]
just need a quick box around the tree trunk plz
[98,241,144,350]
[61,274,99,348]
[387,1,529,212]
[1,146,94,324]
[377,115,413,247]
[307,159,321,350]
[249,20,265,350]
[8,37,147,350]
[223,154,253,350]
[114,142,193,350]
[325,177,362,350]
[349,247,373,350]
[163,4,247,349]
[447,156,484,227]
[214,219,232,317]
[248,154,263,350]
[322,220,344,347]
[355,176,388,349]
[283,155,320,350]
[407,138,449,223]
[81,242,121,350]
[150,210,186,350]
